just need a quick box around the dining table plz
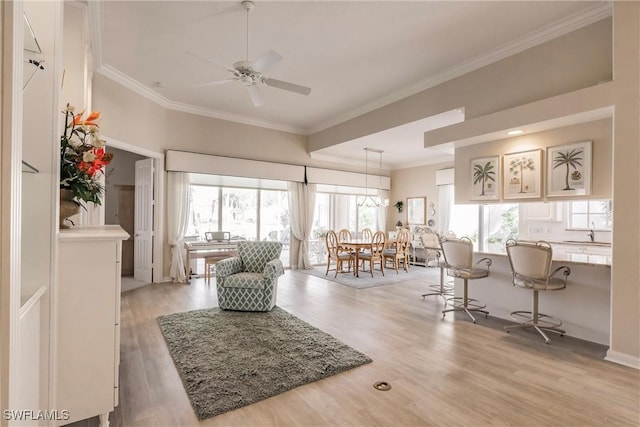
[339,239,373,277]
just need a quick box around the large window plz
[568,200,612,230]
[187,183,290,268]
[309,191,385,265]
[445,183,518,252]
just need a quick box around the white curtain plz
[377,189,389,232]
[288,181,317,269]
[438,184,454,235]
[168,172,191,282]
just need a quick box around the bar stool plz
[504,239,570,344]
[420,232,453,304]
[439,236,492,323]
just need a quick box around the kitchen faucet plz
[587,222,595,242]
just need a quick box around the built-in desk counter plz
[453,243,611,346]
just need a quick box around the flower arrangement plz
[60,104,113,207]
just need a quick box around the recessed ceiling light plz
[152,81,166,88]
[507,129,524,135]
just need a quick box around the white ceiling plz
[97,1,609,169]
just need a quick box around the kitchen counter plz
[476,240,611,267]
[465,247,611,345]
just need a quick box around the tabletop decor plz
[59,104,113,227]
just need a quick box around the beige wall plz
[454,119,612,203]
[389,161,452,231]
[309,18,612,151]
[610,1,640,363]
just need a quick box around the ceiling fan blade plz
[185,51,237,75]
[252,50,283,73]
[246,85,264,107]
[194,79,236,88]
[263,78,311,96]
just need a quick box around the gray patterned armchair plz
[216,241,284,311]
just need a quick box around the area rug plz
[157,306,372,420]
[299,265,439,289]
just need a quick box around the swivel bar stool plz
[439,236,492,323]
[504,239,570,344]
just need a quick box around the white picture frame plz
[503,149,542,199]
[470,156,500,201]
[546,141,592,197]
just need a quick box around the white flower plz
[65,105,75,113]
[92,138,106,148]
[83,151,96,163]
[68,135,83,148]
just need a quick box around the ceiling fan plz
[187,0,311,107]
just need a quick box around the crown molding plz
[306,1,613,134]
[95,65,307,135]
[88,1,611,136]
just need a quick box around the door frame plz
[103,136,165,283]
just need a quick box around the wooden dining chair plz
[325,230,353,277]
[383,229,410,273]
[361,228,373,242]
[360,231,386,277]
[338,228,352,242]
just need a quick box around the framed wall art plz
[407,197,426,225]
[546,140,592,197]
[470,156,500,201]
[503,149,542,199]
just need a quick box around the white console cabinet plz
[56,225,129,426]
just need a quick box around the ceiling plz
[97,1,609,169]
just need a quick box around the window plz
[568,200,612,230]
[481,204,519,253]
[187,183,290,268]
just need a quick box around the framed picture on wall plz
[546,140,592,197]
[470,156,500,201]
[407,197,426,225]
[503,149,542,199]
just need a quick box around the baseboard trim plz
[605,349,640,369]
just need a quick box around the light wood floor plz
[71,268,639,427]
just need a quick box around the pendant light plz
[358,148,388,208]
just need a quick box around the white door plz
[134,158,154,282]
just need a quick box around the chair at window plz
[440,236,492,323]
[420,231,453,304]
[383,229,410,273]
[325,230,354,277]
[504,239,570,343]
[215,241,284,312]
[360,231,386,277]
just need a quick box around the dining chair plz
[440,236,492,323]
[325,230,354,277]
[360,230,386,277]
[383,229,410,273]
[361,228,373,242]
[504,239,570,343]
[338,228,352,242]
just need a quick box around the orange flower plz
[73,110,101,127]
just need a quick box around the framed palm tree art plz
[470,156,500,200]
[503,149,542,199]
[547,141,592,197]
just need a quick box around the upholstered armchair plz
[216,241,284,312]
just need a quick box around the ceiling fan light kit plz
[187,0,311,107]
